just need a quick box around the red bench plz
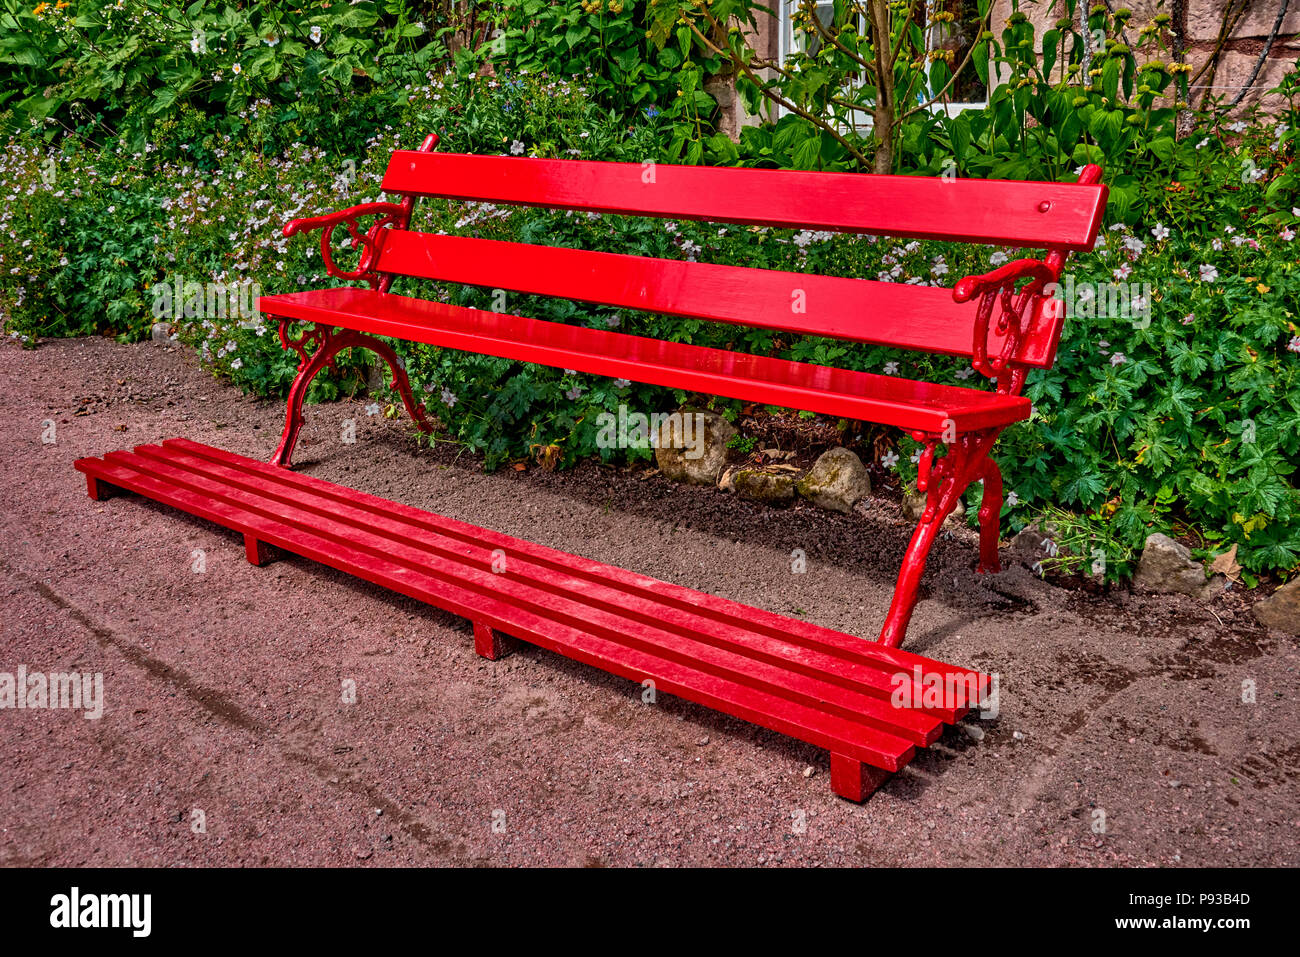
[75,139,1105,801]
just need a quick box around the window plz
[776,0,989,127]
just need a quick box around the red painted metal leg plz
[976,457,1004,574]
[473,621,516,660]
[366,335,434,440]
[878,514,944,648]
[244,533,273,566]
[830,753,892,802]
[878,428,1002,649]
[270,323,434,469]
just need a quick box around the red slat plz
[381,152,1107,251]
[257,288,1031,434]
[169,437,989,711]
[112,443,948,743]
[73,451,924,770]
[373,231,1059,366]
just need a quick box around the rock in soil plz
[733,467,798,505]
[1253,576,1299,634]
[796,447,869,513]
[1133,532,1223,600]
[654,409,735,485]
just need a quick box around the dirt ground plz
[1,336,1296,867]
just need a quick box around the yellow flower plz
[33,2,49,15]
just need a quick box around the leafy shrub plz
[1,6,1297,582]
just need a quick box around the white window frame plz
[775,0,988,127]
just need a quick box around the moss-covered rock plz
[796,447,869,513]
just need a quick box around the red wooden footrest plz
[74,439,990,802]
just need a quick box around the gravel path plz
[1,337,1295,866]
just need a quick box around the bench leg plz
[473,622,517,660]
[878,429,1001,648]
[976,457,1003,574]
[830,753,892,802]
[244,533,274,566]
[878,514,944,648]
[85,474,117,501]
[270,322,435,468]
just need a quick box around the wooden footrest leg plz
[473,622,517,660]
[243,533,274,566]
[85,475,116,501]
[830,753,893,803]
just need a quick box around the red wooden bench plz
[75,138,1105,801]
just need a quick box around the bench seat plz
[261,287,1032,434]
[74,438,990,801]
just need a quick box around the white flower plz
[441,388,457,407]
[1151,223,1169,241]
[310,25,322,44]
[1110,353,1127,366]
[190,37,202,54]
[1181,313,1195,325]
[1006,491,1019,507]
[1196,138,1209,149]
[1226,121,1247,133]
[989,251,1009,266]
[613,379,631,388]
[264,35,279,47]
[1281,228,1295,242]
[510,140,525,155]
[881,451,899,469]
[883,361,899,375]
[232,62,242,75]
[230,358,243,370]
[1113,264,1132,280]
[1199,264,1219,282]
[1287,336,1300,354]
[1211,238,1223,251]
[365,402,380,416]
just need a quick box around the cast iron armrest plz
[282,202,408,287]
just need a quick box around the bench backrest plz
[372,149,1108,373]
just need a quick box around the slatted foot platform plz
[74,439,990,802]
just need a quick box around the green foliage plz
[1,2,1298,581]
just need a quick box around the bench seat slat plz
[381,151,1107,251]
[259,288,1031,434]
[371,231,1060,366]
[72,442,997,772]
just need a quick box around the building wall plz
[734,0,1299,130]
